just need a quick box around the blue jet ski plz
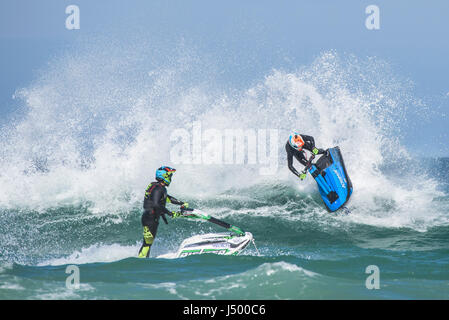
[305,147,353,212]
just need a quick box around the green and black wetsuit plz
[138,181,184,258]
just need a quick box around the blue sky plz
[1,0,448,155]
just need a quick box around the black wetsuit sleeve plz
[286,142,300,177]
[167,195,184,206]
[301,135,325,154]
[301,134,315,152]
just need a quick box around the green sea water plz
[1,180,448,299]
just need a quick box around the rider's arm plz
[301,134,316,151]
[301,134,325,154]
[166,195,184,206]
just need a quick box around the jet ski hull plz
[176,232,253,258]
[308,147,353,212]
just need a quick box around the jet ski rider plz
[286,132,326,180]
[138,166,188,258]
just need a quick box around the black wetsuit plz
[286,134,325,177]
[138,181,184,257]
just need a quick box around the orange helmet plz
[289,132,305,151]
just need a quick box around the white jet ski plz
[174,208,257,258]
[176,232,254,258]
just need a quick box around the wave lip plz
[37,243,140,266]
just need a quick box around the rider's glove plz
[312,147,319,155]
[299,173,307,180]
[171,211,182,218]
[181,202,189,209]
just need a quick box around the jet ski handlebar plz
[303,153,316,173]
[180,206,194,213]
[179,207,246,236]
